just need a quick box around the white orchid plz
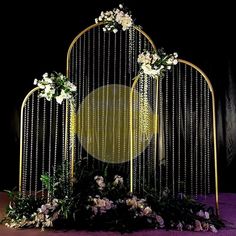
[113,175,124,185]
[138,49,178,78]
[141,63,159,76]
[34,71,77,105]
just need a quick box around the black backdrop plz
[1,0,236,192]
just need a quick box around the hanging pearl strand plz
[207,88,211,194]
[177,63,181,193]
[29,94,34,196]
[53,103,59,192]
[195,70,199,198]
[112,33,117,164]
[97,27,101,168]
[190,67,193,197]
[35,94,40,199]
[172,67,175,197]
[165,72,169,191]
[47,100,53,200]
[41,99,46,198]
[159,77,163,197]
[92,28,96,166]
[23,99,30,197]
[184,64,187,195]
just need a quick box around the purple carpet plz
[1,192,236,235]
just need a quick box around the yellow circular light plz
[77,84,154,163]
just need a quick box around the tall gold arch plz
[65,23,157,180]
[130,59,219,215]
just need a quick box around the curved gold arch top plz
[66,23,157,75]
[19,87,39,194]
[130,58,219,215]
[65,23,157,173]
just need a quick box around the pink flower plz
[194,220,203,231]
[126,197,138,208]
[156,215,165,228]
[176,222,183,231]
[202,222,210,231]
[143,207,152,216]
[186,224,194,231]
[209,224,218,233]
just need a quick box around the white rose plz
[119,15,133,31]
[173,59,178,65]
[173,52,178,58]
[42,73,48,78]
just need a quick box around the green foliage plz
[4,189,44,221]
[4,161,224,232]
[40,174,52,193]
[146,189,224,230]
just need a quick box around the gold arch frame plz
[129,58,219,215]
[19,87,74,195]
[65,23,157,177]
[18,24,219,217]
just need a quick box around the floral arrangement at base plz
[2,162,224,233]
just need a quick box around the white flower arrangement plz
[34,72,77,104]
[137,48,178,78]
[95,4,133,33]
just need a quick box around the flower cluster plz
[89,195,114,216]
[34,72,77,105]
[33,198,59,230]
[85,174,165,230]
[125,195,165,227]
[95,4,133,33]
[5,197,61,231]
[137,48,178,78]
[3,168,223,233]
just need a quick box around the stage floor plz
[1,192,236,235]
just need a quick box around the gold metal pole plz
[19,87,39,192]
[129,76,139,193]
[211,92,219,216]
[154,76,159,192]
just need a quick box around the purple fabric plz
[1,192,236,235]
